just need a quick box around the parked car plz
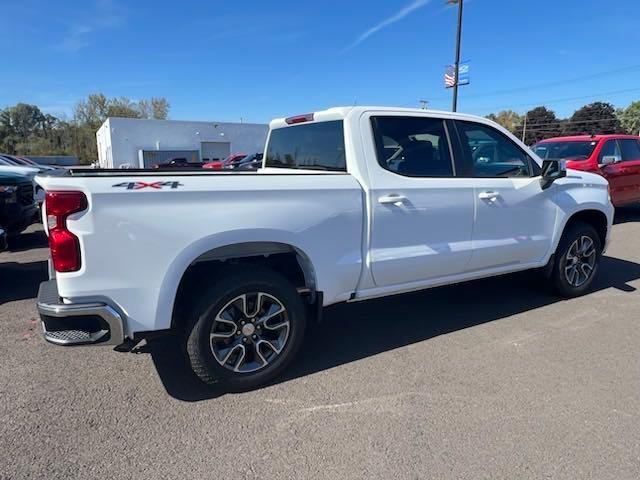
[0,157,44,204]
[152,158,203,169]
[0,226,7,251]
[1,154,57,171]
[203,153,247,170]
[35,106,613,390]
[0,171,37,235]
[234,153,263,171]
[533,135,640,207]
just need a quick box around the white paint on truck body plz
[38,106,614,339]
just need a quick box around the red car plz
[152,158,202,169]
[202,153,247,170]
[533,134,640,207]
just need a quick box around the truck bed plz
[45,168,348,177]
[35,169,365,335]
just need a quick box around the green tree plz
[565,102,622,135]
[0,103,49,153]
[150,97,169,119]
[74,93,110,128]
[106,97,142,119]
[619,101,640,136]
[137,97,170,120]
[486,110,523,134]
[0,93,170,163]
[516,106,561,145]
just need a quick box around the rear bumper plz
[37,280,125,346]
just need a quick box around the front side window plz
[619,139,640,162]
[371,116,454,177]
[456,121,532,177]
[598,140,621,163]
[265,121,346,171]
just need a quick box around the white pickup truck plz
[36,107,614,390]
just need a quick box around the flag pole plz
[451,0,464,112]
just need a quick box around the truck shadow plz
[614,205,640,225]
[0,260,48,304]
[148,255,640,402]
[6,228,48,252]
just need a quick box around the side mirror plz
[540,159,566,190]
[600,155,620,166]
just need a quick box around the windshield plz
[265,120,346,171]
[0,156,19,165]
[533,141,598,161]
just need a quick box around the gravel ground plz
[1,215,640,479]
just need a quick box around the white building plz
[96,117,269,168]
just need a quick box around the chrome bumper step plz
[37,280,125,346]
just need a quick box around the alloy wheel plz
[564,235,597,287]
[209,292,290,373]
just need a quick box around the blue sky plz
[1,0,639,123]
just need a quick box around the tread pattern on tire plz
[183,265,306,389]
[551,221,601,298]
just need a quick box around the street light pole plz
[451,0,464,112]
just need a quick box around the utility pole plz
[449,0,464,112]
[521,114,527,143]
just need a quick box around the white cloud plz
[343,0,432,52]
[55,0,126,52]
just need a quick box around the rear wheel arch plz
[170,242,318,330]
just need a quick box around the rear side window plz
[265,121,346,171]
[619,139,640,161]
[371,116,454,177]
[598,140,621,163]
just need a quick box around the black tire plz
[551,221,601,297]
[184,266,307,391]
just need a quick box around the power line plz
[507,114,640,129]
[429,64,640,101]
[480,87,640,112]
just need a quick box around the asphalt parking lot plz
[1,215,640,480]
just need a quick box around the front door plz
[364,114,475,287]
[598,139,630,206]
[454,120,557,270]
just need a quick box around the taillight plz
[45,191,88,272]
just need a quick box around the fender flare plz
[154,229,318,330]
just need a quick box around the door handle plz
[378,194,407,206]
[478,191,500,201]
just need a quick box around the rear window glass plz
[265,121,346,171]
[620,139,640,161]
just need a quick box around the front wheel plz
[551,221,601,297]
[185,266,307,391]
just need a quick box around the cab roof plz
[269,106,500,129]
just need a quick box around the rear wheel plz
[185,267,307,390]
[550,221,601,297]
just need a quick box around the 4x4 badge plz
[112,181,183,190]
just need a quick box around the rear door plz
[363,114,475,287]
[453,120,557,270]
[618,139,640,204]
[598,139,628,205]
